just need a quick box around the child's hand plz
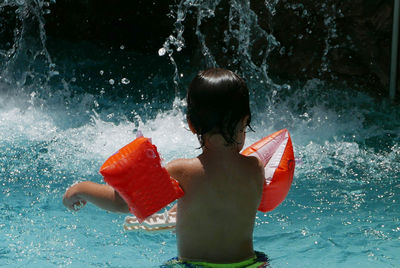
[62,181,129,213]
[63,183,87,211]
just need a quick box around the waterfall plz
[158,0,349,94]
[0,0,55,88]
[159,0,281,89]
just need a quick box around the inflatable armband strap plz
[242,128,295,212]
[124,211,176,231]
[100,137,184,222]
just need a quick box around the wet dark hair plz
[186,68,251,147]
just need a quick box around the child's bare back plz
[167,132,264,263]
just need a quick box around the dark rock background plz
[44,0,175,53]
[1,0,399,97]
[195,0,398,97]
[263,0,398,97]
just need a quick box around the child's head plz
[186,68,251,147]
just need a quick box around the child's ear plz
[187,117,197,134]
[241,115,250,130]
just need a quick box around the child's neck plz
[201,134,241,156]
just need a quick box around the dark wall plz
[197,0,398,96]
[262,0,397,95]
[7,0,398,96]
[44,0,177,53]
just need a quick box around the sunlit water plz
[1,0,400,266]
[1,40,399,268]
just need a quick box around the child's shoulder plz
[239,155,265,187]
[240,154,264,173]
[166,157,201,181]
[166,157,199,169]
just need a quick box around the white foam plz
[1,80,398,184]
[0,95,200,176]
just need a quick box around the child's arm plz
[63,181,129,213]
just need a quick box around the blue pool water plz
[1,49,399,266]
[1,1,400,267]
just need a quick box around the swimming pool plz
[1,1,400,266]
[0,41,399,267]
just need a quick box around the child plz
[63,68,269,267]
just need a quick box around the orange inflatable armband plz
[242,129,295,212]
[100,136,183,222]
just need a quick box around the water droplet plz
[49,70,59,76]
[120,45,125,50]
[121,78,130,85]
[108,79,115,85]
[158,48,166,56]
[99,70,104,76]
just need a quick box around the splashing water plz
[1,0,400,267]
[160,0,282,89]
